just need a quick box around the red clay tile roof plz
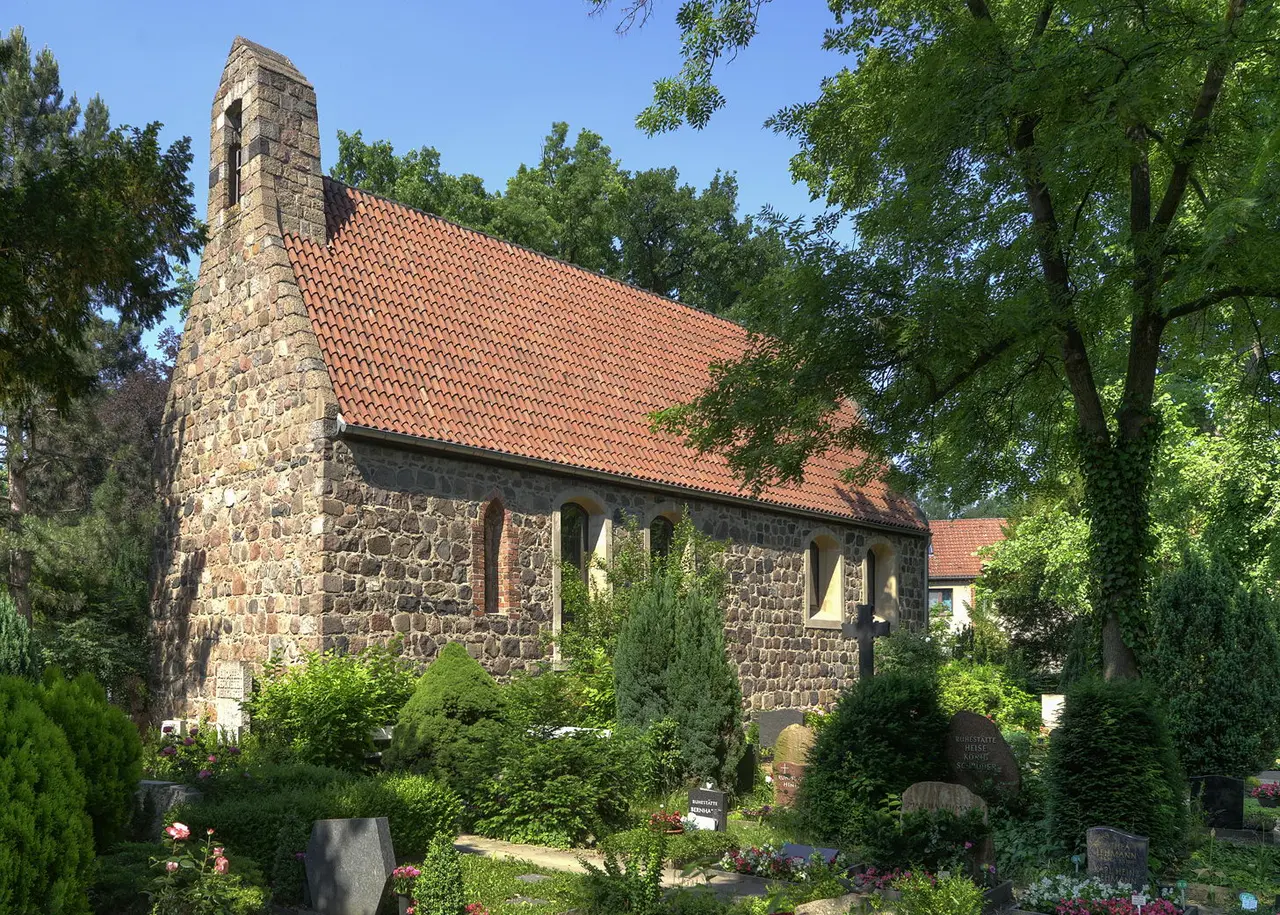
[284,179,926,531]
[929,518,1009,580]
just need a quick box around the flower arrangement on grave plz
[720,845,799,880]
[149,720,245,785]
[650,809,686,833]
[856,866,936,892]
[392,864,422,900]
[740,803,773,820]
[1251,784,1279,806]
[1020,876,1181,915]
[149,824,250,915]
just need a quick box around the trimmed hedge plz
[1046,676,1185,862]
[0,675,94,915]
[799,669,949,848]
[385,642,506,803]
[38,669,143,850]
[169,773,461,873]
[414,834,467,915]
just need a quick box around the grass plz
[461,855,586,915]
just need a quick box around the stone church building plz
[149,38,929,720]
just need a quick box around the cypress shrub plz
[800,669,949,847]
[1151,554,1280,776]
[384,643,506,804]
[0,594,39,679]
[0,675,94,914]
[1046,676,1185,862]
[413,833,467,915]
[38,669,143,850]
[667,582,743,788]
[614,574,677,727]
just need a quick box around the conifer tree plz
[613,573,677,728]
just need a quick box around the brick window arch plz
[472,495,518,615]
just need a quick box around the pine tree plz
[0,595,39,679]
[614,573,677,727]
[668,582,743,788]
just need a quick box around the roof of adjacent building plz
[283,179,926,531]
[929,518,1009,580]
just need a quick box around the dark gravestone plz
[758,709,805,749]
[842,603,891,679]
[945,711,1021,795]
[689,787,728,832]
[305,817,396,915]
[1190,775,1245,830]
[781,843,840,864]
[1087,826,1149,890]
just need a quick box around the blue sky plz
[6,1,845,346]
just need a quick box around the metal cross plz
[842,602,891,680]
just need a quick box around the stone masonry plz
[149,39,929,719]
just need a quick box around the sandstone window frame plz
[804,528,845,630]
[551,490,611,636]
[865,539,901,626]
[644,504,682,560]
[472,493,519,616]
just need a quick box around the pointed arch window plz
[483,500,504,615]
[649,516,675,560]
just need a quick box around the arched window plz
[483,500,504,615]
[865,543,900,624]
[553,494,610,638]
[225,100,243,206]
[865,549,877,608]
[806,533,843,627]
[649,516,675,560]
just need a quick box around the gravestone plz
[1189,775,1245,830]
[781,843,839,864]
[688,787,728,832]
[305,817,396,915]
[901,781,993,867]
[842,603,891,679]
[773,724,817,806]
[945,711,1021,794]
[1086,826,1149,890]
[1041,694,1066,731]
[213,660,250,737]
[758,709,805,749]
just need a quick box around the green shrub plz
[602,826,738,867]
[860,807,991,871]
[384,642,507,803]
[0,593,39,679]
[0,675,94,914]
[615,575,678,728]
[581,827,666,915]
[268,815,310,906]
[894,871,985,915]
[1151,554,1280,776]
[1046,676,1185,863]
[414,833,467,915]
[475,730,646,847]
[89,842,155,915]
[38,669,143,850]
[242,640,416,771]
[668,582,744,788]
[938,660,1041,732]
[170,773,460,873]
[799,669,948,848]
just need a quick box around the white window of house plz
[804,532,844,628]
[552,493,610,635]
[929,588,954,613]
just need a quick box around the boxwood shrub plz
[38,669,143,850]
[0,675,94,915]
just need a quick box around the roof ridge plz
[322,176,756,336]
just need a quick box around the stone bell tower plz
[150,39,337,720]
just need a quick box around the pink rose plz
[207,755,217,764]
[207,828,215,836]
[213,847,225,856]
[166,861,179,873]
[214,856,230,874]
[165,822,191,841]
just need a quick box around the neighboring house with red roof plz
[150,39,929,719]
[927,518,1009,632]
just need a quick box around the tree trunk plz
[6,420,32,624]
[1077,422,1158,681]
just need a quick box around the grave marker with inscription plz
[1087,827,1149,890]
[945,711,1021,795]
[688,787,728,832]
[213,660,249,737]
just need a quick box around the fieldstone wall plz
[150,39,334,717]
[318,434,928,710]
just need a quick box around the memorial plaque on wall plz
[945,711,1021,794]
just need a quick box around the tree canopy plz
[331,122,788,315]
[599,0,1280,677]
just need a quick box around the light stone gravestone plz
[901,781,993,867]
[1041,694,1066,730]
[305,817,396,915]
[213,660,249,737]
[945,711,1021,795]
[1086,826,1149,890]
[758,709,805,749]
